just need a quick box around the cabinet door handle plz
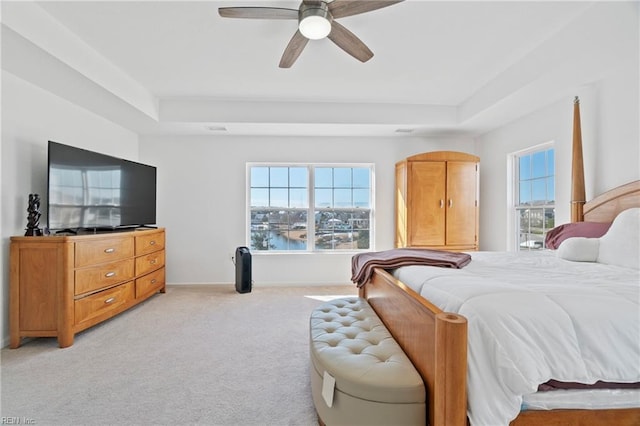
[448,199,453,208]
[104,297,116,304]
[105,271,116,278]
[104,248,115,253]
[440,199,444,208]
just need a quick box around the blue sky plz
[251,166,371,208]
[519,149,555,204]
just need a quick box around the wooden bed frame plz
[359,99,640,426]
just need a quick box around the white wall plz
[477,63,639,251]
[139,135,476,285]
[1,71,139,347]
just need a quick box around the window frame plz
[246,162,375,254]
[510,142,555,251]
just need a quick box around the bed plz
[357,101,640,426]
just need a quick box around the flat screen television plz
[47,141,157,233]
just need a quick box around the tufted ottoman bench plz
[309,297,426,426]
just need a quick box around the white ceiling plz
[3,1,630,138]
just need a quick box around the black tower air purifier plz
[235,246,252,293]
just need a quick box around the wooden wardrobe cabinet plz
[10,228,166,348]
[396,151,479,250]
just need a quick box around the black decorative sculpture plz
[25,193,43,236]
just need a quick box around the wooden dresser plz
[396,151,479,251]
[10,228,166,348]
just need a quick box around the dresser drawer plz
[75,259,134,295]
[136,267,165,298]
[75,237,134,268]
[136,232,165,256]
[135,250,165,276]
[75,282,134,326]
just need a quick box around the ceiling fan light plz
[299,3,332,40]
[299,16,331,39]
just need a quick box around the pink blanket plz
[351,248,472,287]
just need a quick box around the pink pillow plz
[545,222,611,249]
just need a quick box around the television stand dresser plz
[9,228,165,348]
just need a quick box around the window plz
[248,164,373,252]
[514,146,555,250]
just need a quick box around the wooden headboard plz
[581,180,640,222]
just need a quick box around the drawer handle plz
[104,297,116,304]
[105,272,116,278]
[150,259,157,265]
[150,241,156,245]
[151,279,157,284]
[104,248,115,253]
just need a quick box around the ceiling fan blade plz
[329,0,404,19]
[327,21,373,63]
[279,30,310,68]
[218,7,298,19]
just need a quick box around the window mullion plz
[308,165,315,251]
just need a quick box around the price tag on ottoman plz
[322,370,336,407]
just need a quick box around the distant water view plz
[268,230,307,250]
[250,221,368,251]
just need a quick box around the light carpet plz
[1,284,357,426]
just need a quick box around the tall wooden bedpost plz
[571,96,586,222]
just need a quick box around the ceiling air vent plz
[206,126,227,132]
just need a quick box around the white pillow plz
[556,237,600,262]
[597,207,640,269]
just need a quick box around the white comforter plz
[392,251,640,426]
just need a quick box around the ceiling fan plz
[218,0,404,68]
